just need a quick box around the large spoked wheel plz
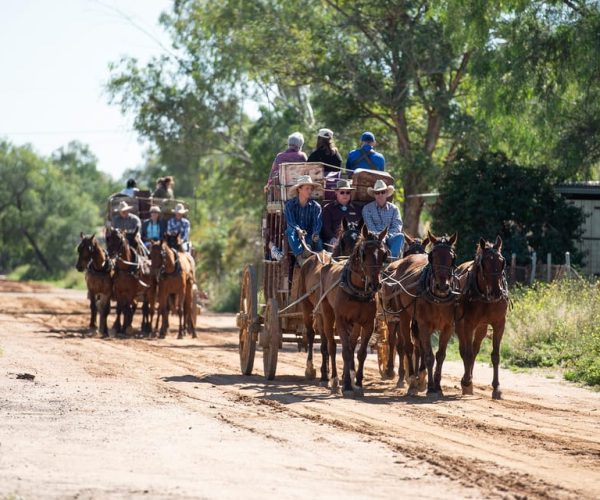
[263,297,280,380]
[237,265,258,375]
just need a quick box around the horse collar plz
[339,261,375,303]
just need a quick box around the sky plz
[0,0,172,180]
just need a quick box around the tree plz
[431,152,585,266]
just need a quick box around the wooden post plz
[547,253,552,282]
[510,253,517,285]
[565,252,571,279]
[530,252,537,285]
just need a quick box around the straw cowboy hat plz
[114,200,134,212]
[334,179,355,191]
[367,179,395,197]
[173,203,188,214]
[149,205,161,214]
[289,175,321,196]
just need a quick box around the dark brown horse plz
[381,232,459,396]
[149,239,196,339]
[455,237,508,399]
[378,233,429,384]
[76,233,112,337]
[106,228,153,337]
[318,225,389,396]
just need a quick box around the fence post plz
[565,251,571,279]
[510,253,517,285]
[547,253,552,282]
[530,252,537,285]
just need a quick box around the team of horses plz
[76,229,197,339]
[298,226,509,400]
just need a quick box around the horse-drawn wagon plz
[236,162,396,381]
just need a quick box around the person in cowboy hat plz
[141,205,166,249]
[110,199,145,253]
[284,174,324,265]
[345,131,385,175]
[307,128,342,173]
[362,179,404,258]
[166,202,191,252]
[321,179,362,248]
[264,132,307,193]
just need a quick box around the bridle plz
[422,241,461,303]
[340,237,388,301]
[78,238,112,274]
[468,247,509,303]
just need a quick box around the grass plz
[6,266,86,290]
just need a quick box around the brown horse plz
[378,233,429,384]
[455,237,508,399]
[318,225,389,396]
[76,233,112,337]
[149,239,196,339]
[106,228,153,337]
[381,232,459,395]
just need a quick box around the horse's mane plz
[475,240,493,257]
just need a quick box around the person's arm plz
[387,205,403,236]
[321,205,334,242]
[311,202,322,238]
[182,220,190,242]
[362,203,379,233]
[167,218,175,234]
[141,220,148,241]
[134,215,142,234]
[284,199,300,233]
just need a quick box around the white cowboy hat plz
[149,205,161,214]
[289,175,321,196]
[173,203,188,214]
[367,179,395,197]
[114,200,134,212]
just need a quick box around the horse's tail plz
[411,319,419,342]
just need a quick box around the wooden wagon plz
[236,162,397,380]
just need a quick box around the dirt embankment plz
[1,281,599,499]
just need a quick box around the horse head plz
[350,224,389,293]
[403,234,430,257]
[475,236,506,300]
[149,240,163,272]
[76,232,96,272]
[106,227,129,261]
[166,231,183,251]
[427,231,458,297]
[333,218,362,258]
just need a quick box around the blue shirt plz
[167,217,190,242]
[146,221,162,240]
[362,201,402,237]
[346,145,385,172]
[284,197,322,238]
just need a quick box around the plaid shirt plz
[361,201,402,237]
[284,197,322,238]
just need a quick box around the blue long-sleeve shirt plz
[346,145,385,173]
[362,201,402,237]
[284,197,322,238]
[167,217,190,242]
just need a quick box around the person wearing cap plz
[141,205,166,248]
[264,132,307,192]
[346,131,385,174]
[166,203,191,252]
[111,200,143,250]
[153,176,175,199]
[120,178,139,197]
[321,179,362,247]
[307,128,342,172]
[362,179,404,258]
[284,175,323,265]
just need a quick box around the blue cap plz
[361,131,375,142]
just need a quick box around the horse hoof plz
[427,388,442,398]
[396,378,406,389]
[342,389,354,398]
[329,377,339,390]
[305,367,317,380]
[406,386,419,397]
[492,389,502,400]
[158,334,166,339]
[418,375,427,392]
[319,380,329,388]
[353,386,364,397]
[177,334,183,340]
[462,383,474,396]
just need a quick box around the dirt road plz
[1,281,599,499]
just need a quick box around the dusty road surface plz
[1,281,599,499]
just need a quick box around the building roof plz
[556,182,600,199]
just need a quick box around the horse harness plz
[338,239,385,302]
[464,247,509,304]
[157,246,182,281]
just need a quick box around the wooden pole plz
[547,253,552,282]
[510,253,517,285]
[530,252,537,285]
[565,252,571,279]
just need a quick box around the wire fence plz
[508,251,587,286]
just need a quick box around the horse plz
[378,233,430,383]
[317,225,389,396]
[381,231,459,396]
[149,238,196,339]
[106,228,153,337]
[76,233,112,337]
[298,218,362,382]
[455,236,509,399]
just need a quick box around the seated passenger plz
[346,131,385,175]
[362,180,404,259]
[141,205,166,248]
[284,175,323,266]
[307,128,342,173]
[153,176,175,200]
[166,203,191,252]
[111,200,143,252]
[264,132,307,192]
[321,179,361,248]
[120,178,139,197]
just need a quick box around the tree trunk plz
[21,228,52,273]
[402,195,425,237]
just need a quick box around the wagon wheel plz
[237,265,258,375]
[263,297,280,380]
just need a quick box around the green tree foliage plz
[431,152,585,265]
[0,141,103,278]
